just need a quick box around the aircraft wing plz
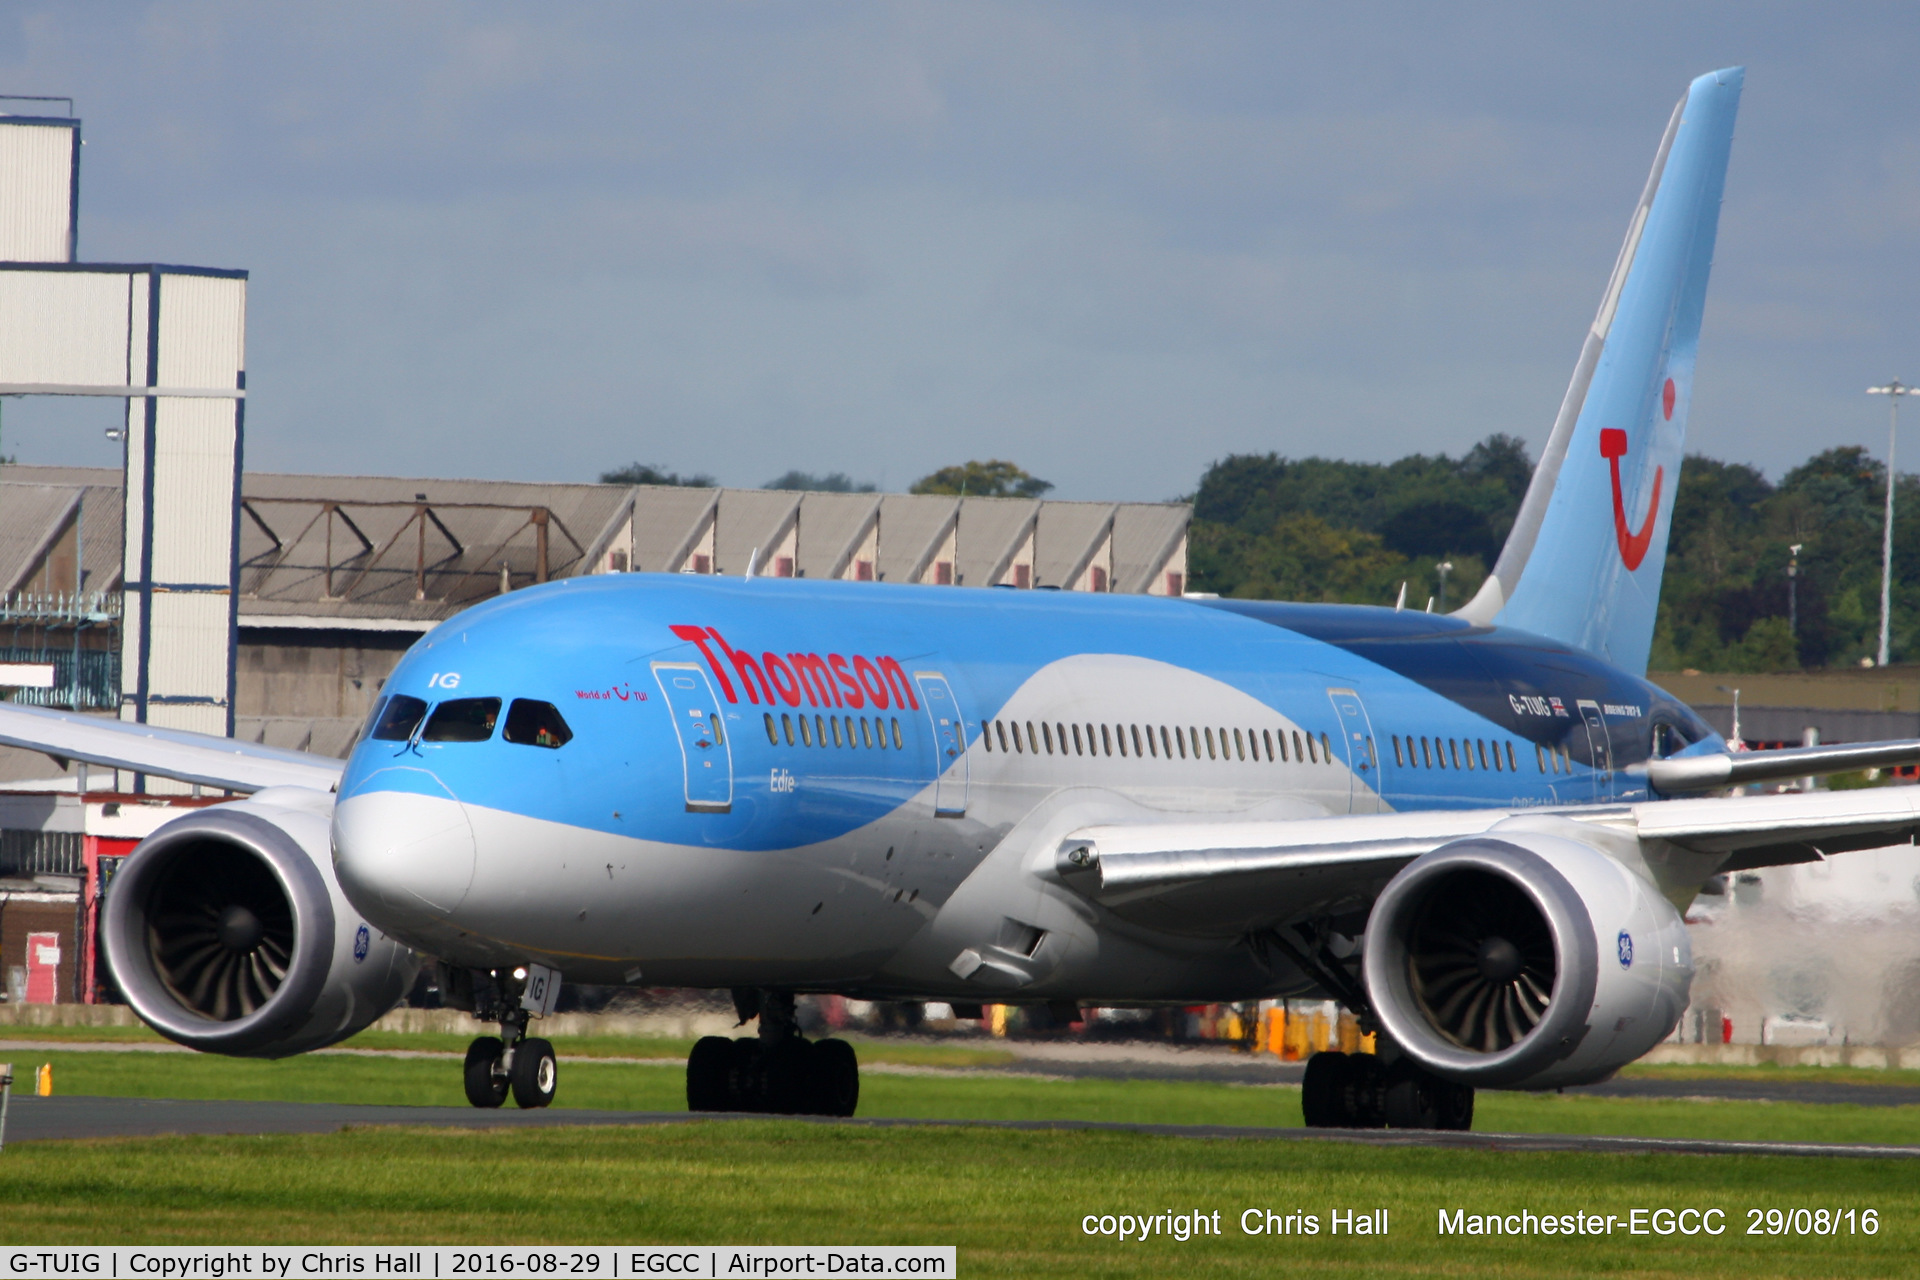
[1646,739,1920,792]
[0,703,345,794]
[1061,786,1920,937]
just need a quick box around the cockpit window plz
[369,695,429,741]
[504,699,573,749]
[422,697,503,743]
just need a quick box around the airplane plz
[9,65,1920,1131]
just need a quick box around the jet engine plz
[1362,830,1691,1090]
[100,787,419,1058]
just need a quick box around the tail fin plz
[1456,68,1743,674]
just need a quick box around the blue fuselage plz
[330,573,1717,997]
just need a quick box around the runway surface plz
[5,1094,1919,1159]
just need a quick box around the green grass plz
[1620,1061,1920,1089]
[16,1048,1920,1148]
[0,1122,1913,1277]
[0,1022,169,1044]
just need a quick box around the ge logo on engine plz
[1617,930,1634,969]
[354,924,371,963]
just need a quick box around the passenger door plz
[914,670,968,818]
[1577,699,1614,801]
[1326,688,1383,814]
[651,662,733,813]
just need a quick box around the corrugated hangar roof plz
[0,476,124,602]
[0,465,1190,632]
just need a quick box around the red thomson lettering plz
[670,625,738,702]
[761,653,802,707]
[852,656,889,709]
[788,653,840,708]
[706,628,772,705]
[829,655,867,708]
[877,656,919,710]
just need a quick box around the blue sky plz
[2,3,1916,500]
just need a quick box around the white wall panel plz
[149,398,236,584]
[148,593,231,701]
[0,270,135,385]
[157,274,244,387]
[0,122,75,263]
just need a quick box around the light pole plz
[1787,543,1802,639]
[1869,380,1917,668]
[1436,560,1454,613]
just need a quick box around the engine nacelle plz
[100,787,420,1058]
[1362,830,1691,1090]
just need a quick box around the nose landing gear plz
[463,1009,559,1109]
[687,990,860,1116]
[454,966,561,1110]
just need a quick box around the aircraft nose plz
[332,771,477,920]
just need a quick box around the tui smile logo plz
[1599,378,1674,571]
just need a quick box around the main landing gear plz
[1301,1050,1473,1131]
[687,990,859,1117]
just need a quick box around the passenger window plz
[1506,741,1517,771]
[782,714,795,745]
[1174,727,1187,759]
[1132,725,1144,757]
[765,713,778,745]
[370,694,429,742]
[1234,728,1245,761]
[1478,740,1490,771]
[998,721,1012,753]
[422,697,502,743]
[831,716,843,748]
[1536,742,1546,772]
[1042,723,1054,755]
[891,717,903,749]
[980,719,991,751]
[503,699,573,749]
[799,715,813,747]
[1392,735,1404,767]
[871,717,882,748]
[1098,724,1110,756]
[1321,733,1332,764]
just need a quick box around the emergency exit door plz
[1326,688,1383,814]
[1577,699,1615,801]
[914,671,968,818]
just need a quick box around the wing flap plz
[1066,810,1515,935]
[0,703,345,794]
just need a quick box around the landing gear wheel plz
[1383,1061,1440,1128]
[687,1035,735,1112]
[1300,1050,1348,1127]
[1435,1080,1475,1131]
[511,1037,558,1109]
[463,1036,508,1108]
[810,1038,860,1117]
[764,1037,816,1114]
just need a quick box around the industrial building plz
[2,465,1191,770]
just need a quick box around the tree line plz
[1188,437,1917,673]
